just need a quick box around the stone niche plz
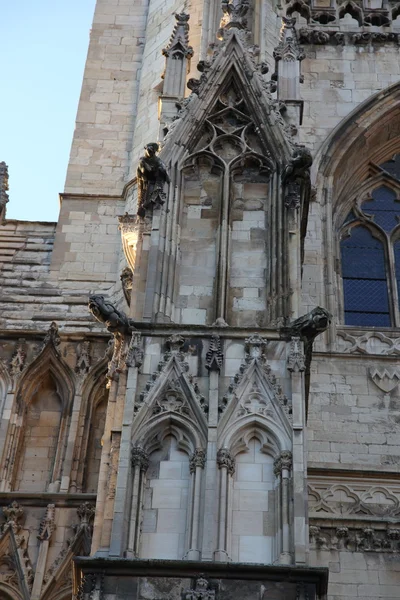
[74,559,328,600]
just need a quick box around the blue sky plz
[0,1,96,222]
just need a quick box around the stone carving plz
[88,295,134,335]
[131,446,149,471]
[120,266,133,306]
[298,28,399,46]
[136,143,170,218]
[0,161,9,222]
[38,504,56,541]
[9,338,27,380]
[287,336,306,372]
[272,16,304,91]
[183,576,216,600]
[308,482,400,518]
[107,431,121,500]
[2,501,24,539]
[245,334,268,361]
[77,502,96,530]
[235,381,274,419]
[126,331,143,369]
[217,448,235,475]
[205,335,224,372]
[162,13,193,59]
[76,341,90,376]
[309,522,400,553]
[189,448,207,473]
[280,450,293,470]
[281,146,313,209]
[282,307,331,345]
[42,321,61,350]
[153,382,190,416]
[118,212,138,233]
[166,333,185,353]
[369,368,400,394]
[218,0,249,38]
[336,330,400,355]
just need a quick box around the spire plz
[0,161,9,223]
[159,13,194,137]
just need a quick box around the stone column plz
[187,448,206,560]
[109,333,143,556]
[275,451,293,565]
[127,446,149,557]
[214,448,235,561]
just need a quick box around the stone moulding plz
[298,28,400,46]
[310,521,400,552]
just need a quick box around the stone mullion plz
[157,164,176,319]
[216,165,230,321]
[275,451,293,565]
[386,235,400,327]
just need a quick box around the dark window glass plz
[394,240,400,312]
[341,226,390,326]
[361,186,400,233]
[380,154,400,182]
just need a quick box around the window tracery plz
[340,155,400,327]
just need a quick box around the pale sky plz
[0,1,96,222]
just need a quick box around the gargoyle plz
[136,143,170,218]
[88,295,134,336]
[281,146,313,209]
[281,306,331,416]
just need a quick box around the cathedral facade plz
[1,0,400,598]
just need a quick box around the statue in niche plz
[281,146,313,209]
[136,143,170,218]
[88,295,135,335]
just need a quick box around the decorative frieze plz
[310,522,400,552]
[298,28,400,46]
[337,329,400,355]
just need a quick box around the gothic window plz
[230,437,275,563]
[140,435,190,560]
[83,391,107,493]
[14,373,62,492]
[340,156,400,327]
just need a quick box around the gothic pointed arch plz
[312,81,400,331]
[71,357,109,493]
[7,332,75,492]
[218,356,293,450]
[132,353,208,445]
[0,528,30,600]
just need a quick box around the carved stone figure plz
[120,266,133,306]
[136,143,170,217]
[281,146,313,208]
[285,306,331,343]
[88,295,134,335]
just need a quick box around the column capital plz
[189,448,207,473]
[131,446,149,471]
[216,448,235,475]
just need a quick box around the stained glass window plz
[341,227,390,326]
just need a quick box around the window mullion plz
[386,236,399,327]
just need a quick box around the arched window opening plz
[341,226,390,327]
[83,391,107,493]
[230,437,275,563]
[15,373,62,492]
[140,434,190,560]
[339,157,400,327]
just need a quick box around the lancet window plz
[339,155,400,327]
[14,373,63,492]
